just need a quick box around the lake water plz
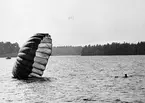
[0,56,145,103]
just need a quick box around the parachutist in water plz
[124,74,128,78]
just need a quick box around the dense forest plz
[0,42,20,57]
[1,41,145,57]
[81,42,145,56]
[0,42,82,57]
[52,46,82,55]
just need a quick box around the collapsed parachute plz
[12,33,52,79]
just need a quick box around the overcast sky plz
[0,0,145,46]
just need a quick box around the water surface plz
[0,56,145,103]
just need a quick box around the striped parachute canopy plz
[12,33,52,79]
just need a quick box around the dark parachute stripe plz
[16,56,33,67]
[12,62,20,79]
[27,37,41,44]
[32,35,44,39]
[15,60,32,73]
[18,52,35,61]
[37,33,49,37]
[12,61,31,79]
[32,34,45,37]
[34,56,48,65]
[31,33,47,39]
[19,47,36,56]
[12,33,52,79]
[22,41,39,49]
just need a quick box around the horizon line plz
[0,40,145,47]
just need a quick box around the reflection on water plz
[0,56,145,103]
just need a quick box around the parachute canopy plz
[12,33,52,79]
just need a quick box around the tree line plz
[0,42,20,57]
[52,46,82,55]
[0,42,83,57]
[81,42,145,55]
[1,41,145,57]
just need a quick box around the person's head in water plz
[124,74,128,78]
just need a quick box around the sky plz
[0,0,145,47]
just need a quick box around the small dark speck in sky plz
[68,16,74,20]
